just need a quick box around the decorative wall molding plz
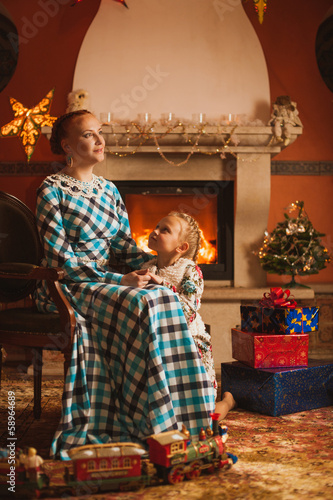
[271,161,333,175]
[0,160,333,176]
[0,162,63,176]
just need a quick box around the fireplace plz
[115,180,234,280]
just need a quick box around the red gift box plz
[231,328,309,369]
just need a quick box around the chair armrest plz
[0,262,76,343]
[0,262,65,281]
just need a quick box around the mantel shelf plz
[41,125,303,155]
[103,145,283,154]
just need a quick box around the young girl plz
[144,211,236,420]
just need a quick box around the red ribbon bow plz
[259,287,297,309]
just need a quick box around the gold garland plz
[104,122,277,165]
[151,124,203,167]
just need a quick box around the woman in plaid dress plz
[34,110,215,459]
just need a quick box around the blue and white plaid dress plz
[34,173,215,460]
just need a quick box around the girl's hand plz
[148,273,164,285]
[120,269,151,288]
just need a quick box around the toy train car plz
[65,441,155,492]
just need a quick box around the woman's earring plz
[66,155,73,168]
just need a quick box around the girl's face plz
[61,114,105,166]
[148,216,186,256]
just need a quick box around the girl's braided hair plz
[168,211,202,263]
[50,109,92,155]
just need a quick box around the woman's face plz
[61,114,105,166]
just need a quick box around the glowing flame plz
[133,229,153,254]
[197,233,217,264]
[133,229,217,264]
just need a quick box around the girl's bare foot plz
[215,391,237,420]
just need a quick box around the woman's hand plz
[120,269,152,288]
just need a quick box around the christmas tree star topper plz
[0,88,57,162]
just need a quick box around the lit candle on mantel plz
[227,114,239,125]
[192,113,206,125]
[161,113,176,126]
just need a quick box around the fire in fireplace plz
[115,180,234,280]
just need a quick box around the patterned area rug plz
[0,368,332,499]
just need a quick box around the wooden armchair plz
[0,191,76,419]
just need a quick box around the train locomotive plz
[146,419,237,484]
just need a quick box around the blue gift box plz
[221,359,333,416]
[240,305,319,334]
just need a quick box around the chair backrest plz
[0,191,43,302]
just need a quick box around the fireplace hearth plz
[115,180,234,280]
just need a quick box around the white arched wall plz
[73,0,270,122]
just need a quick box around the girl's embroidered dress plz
[143,258,217,398]
[34,173,215,460]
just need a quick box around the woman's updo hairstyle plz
[50,110,92,155]
[168,211,202,263]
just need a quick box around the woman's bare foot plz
[214,392,237,420]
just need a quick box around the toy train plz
[0,415,237,496]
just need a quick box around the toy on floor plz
[0,446,49,497]
[0,415,237,496]
[63,414,237,490]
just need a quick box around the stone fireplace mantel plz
[100,124,299,151]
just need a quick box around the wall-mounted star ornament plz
[252,0,268,24]
[0,88,57,162]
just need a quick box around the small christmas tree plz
[258,201,331,287]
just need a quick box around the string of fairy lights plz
[103,120,276,167]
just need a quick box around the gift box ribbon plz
[259,287,297,309]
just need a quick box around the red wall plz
[0,0,101,163]
[243,0,333,161]
[0,0,101,207]
[243,0,333,284]
[0,0,332,284]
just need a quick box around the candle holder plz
[100,112,113,124]
[161,113,177,126]
[192,113,206,124]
